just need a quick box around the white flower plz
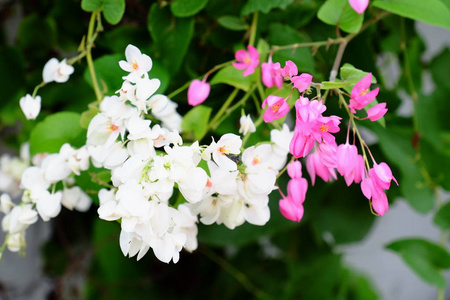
[20,166,51,194]
[40,153,72,183]
[19,94,41,120]
[0,194,14,214]
[60,144,90,176]
[42,58,74,83]
[271,123,293,155]
[6,232,26,252]
[239,114,256,135]
[35,190,62,221]
[119,44,152,83]
[207,133,242,171]
[2,204,38,234]
[61,186,91,212]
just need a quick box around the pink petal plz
[349,0,369,14]
[188,79,210,106]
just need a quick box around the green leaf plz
[83,54,124,95]
[321,81,352,89]
[147,4,194,74]
[210,65,257,91]
[268,23,315,73]
[81,0,125,25]
[434,201,450,230]
[171,0,209,17]
[317,0,364,33]
[181,105,212,140]
[373,0,450,30]
[241,0,294,15]
[386,238,450,287]
[368,124,434,213]
[217,16,247,31]
[29,112,85,156]
[419,139,450,190]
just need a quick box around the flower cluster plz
[1,40,397,263]
[0,143,91,254]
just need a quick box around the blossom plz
[261,61,283,88]
[232,45,259,77]
[366,102,388,121]
[306,149,337,185]
[281,61,298,77]
[19,94,41,120]
[336,143,365,186]
[262,95,290,123]
[42,58,74,83]
[349,73,379,113]
[349,0,369,14]
[239,115,256,135]
[207,134,242,171]
[187,79,210,106]
[119,44,153,82]
[279,196,304,222]
[291,73,313,93]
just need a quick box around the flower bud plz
[188,79,210,106]
[19,94,41,120]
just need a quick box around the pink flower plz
[279,196,304,222]
[361,176,389,216]
[306,150,337,185]
[371,162,398,190]
[287,177,308,205]
[336,143,365,186]
[187,79,210,106]
[289,129,315,158]
[287,160,303,179]
[291,73,313,93]
[311,116,341,144]
[318,142,337,168]
[361,162,397,216]
[349,73,379,113]
[261,61,283,88]
[281,61,298,77]
[262,95,290,123]
[366,102,388,121]
[232,45,259,77]
[349,0,369,14]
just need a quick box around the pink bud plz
[187,79,210,106]
[279,196,304,222]
[287,160,303,179]
[366,102,388,121]
[349,0,369,14]
[291,73,313,93]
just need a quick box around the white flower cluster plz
[0,143,91,254]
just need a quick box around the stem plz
[86,11,103,102]
[249,12,258,47]
[215,85,257,126]
[329,40,347,82]
[200,247,271,300]
[208,88,239,131]
[32,81,46,98]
